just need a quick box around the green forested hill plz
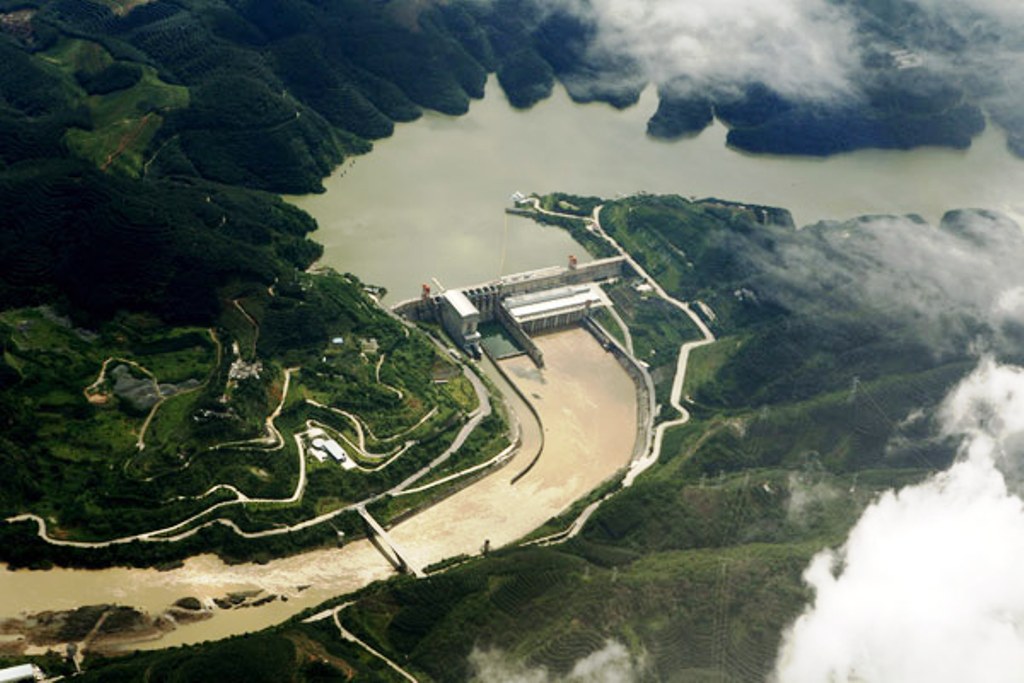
[0,0,1008,205]
[0,0,488,192]
[0,0,530,319]
[0,160,318,322]
[0,0,515,569]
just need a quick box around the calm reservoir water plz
[292,75,1024,301]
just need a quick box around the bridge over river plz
[356,504,425,578]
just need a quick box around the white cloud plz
[774,360,1024,683]
[470,648,550,683]
[739,211,1024,352]
[470,640,640,683]
[786,473,840,525]
[565,640,639,682]
[555,0,862,100]
[908,0,1024,24]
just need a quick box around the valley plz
[3,1,1024,680]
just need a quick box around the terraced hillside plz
[0,0,534,568]
[0,267,512,569]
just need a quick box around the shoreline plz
[0,327,639,655]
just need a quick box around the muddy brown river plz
[0,329,636,650]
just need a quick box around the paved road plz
[332,604,420,682]
[12,199,712,562]
[6,350,494,548]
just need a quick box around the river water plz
[391,328,637,564]
[6,74,1024,654]
[0,330,635,650]
[292,76,1024,303]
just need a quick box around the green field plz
[39,37,189,177]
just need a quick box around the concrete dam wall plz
[392,256,630,323]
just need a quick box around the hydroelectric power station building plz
[394,256,630,366]
[439,289,482,349]
[504,284,605,333]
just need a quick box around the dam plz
[393,255,631,366]
[393,251,656,475]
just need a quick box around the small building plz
[323,439,347,462]
[308,437,328,463]
[440,289,482,352]
[322,438,356,470]
[0,664,40,683]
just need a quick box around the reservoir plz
[293,76,1024,303]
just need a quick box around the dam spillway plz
[392,256,632,366]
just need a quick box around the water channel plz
[5,74,1024,653]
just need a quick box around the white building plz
[0,664,40,683]
[322,438,356,470]
[323,439,347,461]
[503,284,607,333]
[308,437,328,463]
[440,289,482,351]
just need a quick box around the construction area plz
[394,255,630,367]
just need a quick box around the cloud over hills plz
[470,640,641,682]
[741,210,1024,352]
[575,0,861,99]
[726,204,1024,681]
[500,0,1024,151]
[774,360,1024,682]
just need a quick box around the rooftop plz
[442,289,480,318]
[504,284,607,323]
[0,664,37,683]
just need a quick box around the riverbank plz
[0,327,638,654]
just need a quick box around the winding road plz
[8,198,713,631]
[305,399,438,456]
[6,351,497,549]
[301,604,420,683]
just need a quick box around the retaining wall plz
[479,346,546,485]
[497,303,544,368]
[582,317,655,463]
